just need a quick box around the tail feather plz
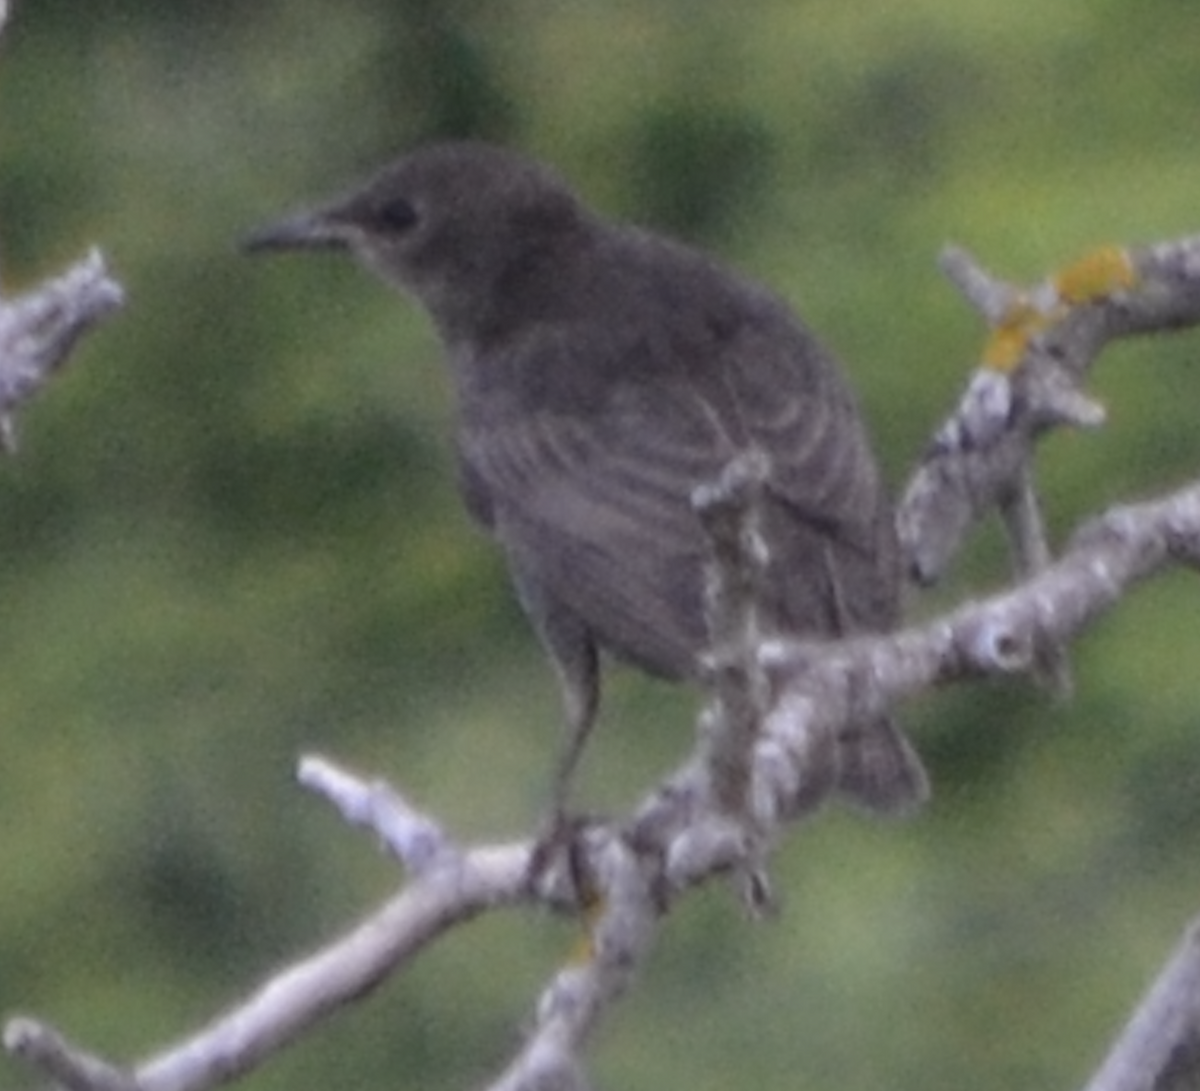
[835,714,929,816]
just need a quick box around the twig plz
[692,447,774,816]
[297,754,455,873]
[690,448,781,911]
[153,844,526,1091]
[1081,916,1200,1091]
[489,829,658,1091]
[899,237,1200,587]
[0,249,124,451]
[3,1020,136,1091]
[997,461,1073,696]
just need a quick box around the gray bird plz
[244,140,927,816]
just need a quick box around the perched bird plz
[244,141,927,816]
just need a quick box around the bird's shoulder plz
[456,223,840,418]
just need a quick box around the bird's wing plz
[459,378,717,679]
[457,316,894,679]
[707,320,901,638]
[678,314,887,552]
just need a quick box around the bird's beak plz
[240,207,353,255]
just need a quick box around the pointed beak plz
[240,207,353,255]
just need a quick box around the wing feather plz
[455,267,897,679]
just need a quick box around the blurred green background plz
[3,1,1200,1089]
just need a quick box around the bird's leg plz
[527,632,600,900]
[504,556,601,829]
[548,665,599,821]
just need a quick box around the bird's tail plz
[835,714,929,816]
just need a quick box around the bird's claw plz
[526,809,599,910]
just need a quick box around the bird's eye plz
[373,197,419,234]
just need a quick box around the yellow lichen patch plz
[1053,245,1137,305]
[981,246,1137,372]
[565,892,606,965]
[982,297,1052,372]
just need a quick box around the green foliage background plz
[3,2,1200,1088]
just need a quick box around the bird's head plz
[243,141,589,339]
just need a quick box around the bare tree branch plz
[764,481,1200,744]
[0,249,124,451]
[297,754,456,873]
[898,237,1200,586]
[5,836,533,1091]
[1082,916,1200,1091]
[4,1020,136,1091]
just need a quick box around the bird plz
[243,140,928,817]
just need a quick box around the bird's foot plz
[526,808,600,910]
[526,809,609,965]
